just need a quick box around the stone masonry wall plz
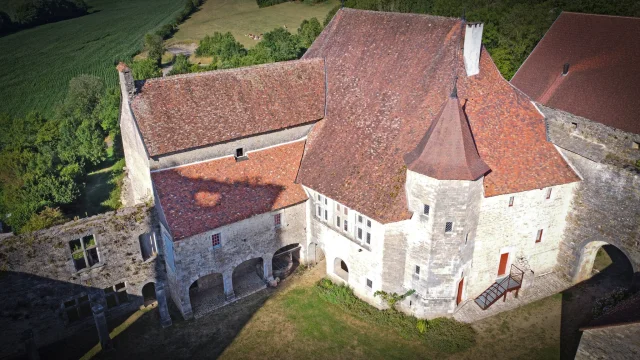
[469,182,577,298]
[169,202,306,319]
[401,170,483,317]
[149,124,315,170]
[119,71,153,204]
[540,104,640,283]
[0,205,164,358]
[576,324,640,360]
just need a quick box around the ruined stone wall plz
[401,170,483,317]
[119,71,153,204]
[468,182,577,298]
[576,324,640,360]
[169,202,306,319]
[0,205,164,358]
[149,124,315,170]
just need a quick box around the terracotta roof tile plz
[151,141,308,240]
[297,9,579,223]
[404,90,490,180]
[511,12,640,135]
[131,59,325,156]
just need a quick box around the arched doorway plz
[334,257,349,282]
[189,273,224,318]
[233,258,265,298]
[141,282,156,306]
[574,242,634,283]
[272,244,300,280]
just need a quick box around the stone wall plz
[468,182,576,297]
[540,103,640,283]
[168,202,307,319]
[576,323,640,360]
[0,205,164,358]
[555,150,640,282]
[401,170,484,317]
[119,70,153,204]
[149,124,315,170]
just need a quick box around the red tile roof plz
[297,9,579,223]
[151,141,308,240]
[404,90,490,180]
[130,59,325,156]
[511,12,640,135]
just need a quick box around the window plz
[274,213,281,228]
[535,229,543,243]
[423,204,430,216]
[415,265,420,275]
[509,196,514,207]
[546,188,552,200]
[69,235,100,271]
[316,194,328,222]
[570,122,578,131]
[212,233,221,248]
[465,233,469,245]
[633,141,640,150]
[139,232,158,261]
[445,222,453,233]
[63,295,91,323]
[356,214,372,245]
[344,219,348,232]
[336,216,341,228]
[104,283,129,309]
[366,279,373,288]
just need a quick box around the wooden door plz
[498,252,509,276]
[456,278,464,305]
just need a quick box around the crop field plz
[170,0,339,48]
[0,0,187,117]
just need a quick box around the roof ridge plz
[341,7,464,22]
[140,58,324,84]
[561,11,640,21]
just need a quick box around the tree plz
[0,11,14,36]
[248,27,302,63]
[298,18,323,48]
[168,54,200,75]
[144,33,165,66]
[131,59,162,80]
[196,32,247,60]
[20,207,67,233]
[94,87,121,136]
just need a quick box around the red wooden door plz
[456,278,464,305]
[498,253,509,276]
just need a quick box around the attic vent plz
[562,63,570,76]
[235,148,248,162]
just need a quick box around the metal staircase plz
[474,265,525,310]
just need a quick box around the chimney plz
[116,62,135,97]
[463,22,484,77]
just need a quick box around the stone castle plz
[1,9,638,359]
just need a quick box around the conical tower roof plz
[404,88,490,180]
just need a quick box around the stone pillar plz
[91,303,113,351]
[155,282,173,328]
[263,254,274,282]
[21,330,39,360]
[223,270,235,301]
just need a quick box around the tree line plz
[0,76,121,234]
[0,0,89,36]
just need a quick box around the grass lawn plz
[593,247,613,272]
[169,0,339,48]
[0,0,186,117]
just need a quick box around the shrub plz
[593,287,632,318]
[130,59,162,80]
[20,207,67,233]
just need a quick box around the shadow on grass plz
[559,245,635,360]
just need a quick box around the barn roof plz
[511,12,640,135]
[130,59,325,156]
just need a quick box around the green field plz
[0,0,187,117]
[170,0,339,48]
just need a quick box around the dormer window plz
[235,147,248,161]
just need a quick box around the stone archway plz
[574,241,634,283]
[141,282,156,306]
[272,244,300,280]
[189,273,225,318]
[232,257,265,298]
[334,257,349,282]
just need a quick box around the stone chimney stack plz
[463,22,484,77]
[116,62,135,97]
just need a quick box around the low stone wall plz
[0,205,164,358]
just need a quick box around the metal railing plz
[474,264,525,310]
